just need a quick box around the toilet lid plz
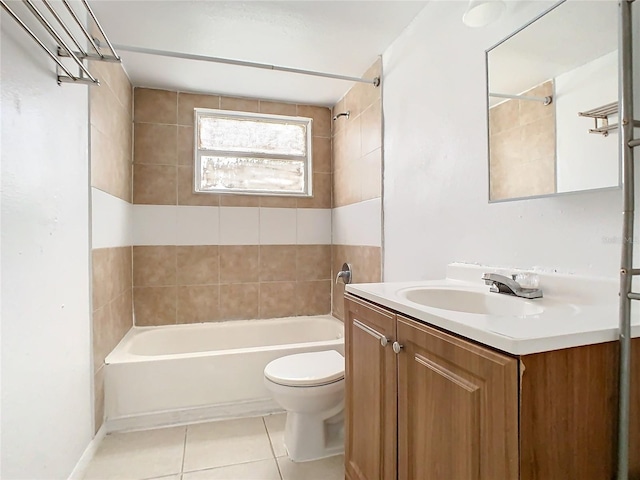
[264,351,344,387]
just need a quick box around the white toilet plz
[264,350,345,462]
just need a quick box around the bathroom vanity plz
[343,264,640,480]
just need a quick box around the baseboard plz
[67,424,107,480]
[105,398,283,433]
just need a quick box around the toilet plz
[264,350,345,462]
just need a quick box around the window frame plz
[193,108,313,197]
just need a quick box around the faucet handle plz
[482,272,496,285]
[513,272,540,289]
[335,263,353,285]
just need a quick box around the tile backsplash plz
[332,60,382,208]
[131,88,333,326]
[89,58,134,433]
[330,59,384,319]
[331,245,382,320]
[133,245,331,325]
[92,246,132,430]
[132,88,332,209]
[89,60,133,203]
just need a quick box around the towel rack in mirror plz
[578,102,640,137]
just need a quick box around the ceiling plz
[90,1,427,106]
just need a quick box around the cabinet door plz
[396,315,519,480]
[344,294,397,480]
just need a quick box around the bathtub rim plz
[106,314,344,365]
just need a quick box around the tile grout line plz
[174,244,178,325]
[262,416,285,480]
[261,416,276,458]
[294,213,299,316]
[258,208,262,319]
[218,205,227,318]
[140,472,182,480]
[180,425,188,476]
[182,456,281,476]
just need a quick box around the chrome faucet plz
[482,273,543,299]
[335,263,352,285]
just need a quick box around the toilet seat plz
[264,350,344,387]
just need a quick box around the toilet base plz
[284,406,344,462]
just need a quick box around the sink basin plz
[398,287,545,316]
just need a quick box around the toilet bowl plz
[264,350,345,462]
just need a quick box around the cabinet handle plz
[392,341,404,354]
[353,318,389,347]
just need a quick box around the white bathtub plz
[104,315,344,431]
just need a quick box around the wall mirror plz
[486,0,619,202]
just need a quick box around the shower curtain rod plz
[489,92,552,105]
[109,43,381,86]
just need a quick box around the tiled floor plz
[82,414,344,480]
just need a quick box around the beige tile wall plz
[89,59,134,433]
[332,60,383,207]
[132,245,331,325]
[489,80,556,201]
[91,247,132,431]
[330,59,384,320]
[131,88,333,325]
[331,245,382,320]
[132,88,332,208]
[89,60,133,202]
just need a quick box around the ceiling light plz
[462,0,506,28]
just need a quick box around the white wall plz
[1,17,93,479]
[382,0,624,281]
[332,199,382,247]
[92,188,133,249]
[556,51,618,192]
[130,205,331,246]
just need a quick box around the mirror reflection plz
[487,0,619,202]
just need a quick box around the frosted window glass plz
[200,156,305,193]
[194,109,312,196]
[199,116,307,156]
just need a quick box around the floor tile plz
[183,417,274,472]
[147,476,181,480]
[182,459,281,480]
[82,426,186,480]
[263,413,287,457]
[277,455,344,480]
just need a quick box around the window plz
[194,108,313,196]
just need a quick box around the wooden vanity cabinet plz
[345,294,518,480]
[396,314,518,480]
[344,293,640,480]
[344,294,397,480]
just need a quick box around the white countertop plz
[345,263,639,355]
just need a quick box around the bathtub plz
[104,315,344,432]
